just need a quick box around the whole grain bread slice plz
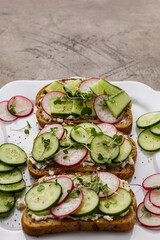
[22,189,136,236]
[28,135,137,180]
[35,79,133,134]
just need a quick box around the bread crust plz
[28,135,137,180]
[35,79,133,134]
[22,190,137,236]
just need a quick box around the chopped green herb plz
[63,149,68,154]
[152,186,160,190]
[141,206,151,216]
[81,107,92,116]
[85,172,90,176]
[72,142,79,150]
[41,137,50,150]
[54,97,62,105]
[113,134,123,145]
[24,129,29,134]
[37,185,45,192]
[65,189,80,202]
[63,156,68,159]
[4,201,13,208]
[112,143,117,148]
[98,153,104,161]
[9,104,16,115]
[27,121,31,128]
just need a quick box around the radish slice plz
[79,78,99,93]
[142,173,160,191]
[93,94,124,124]
[94,171,120,198]
[144,192,160,215]
[149,189,160,208]
[0,101,18,122]
[37,124,65,140]
[137,202,160,228]
[51,188,83,217]
[54,146,88,167]
[117,131,125,146]
[7,96,34,117]
[46,176,74,206]
[97,123,117,137]
[41,91,66,116]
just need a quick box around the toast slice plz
[35,79,133,134]
[22,188,136,236]
[28,135,137,180]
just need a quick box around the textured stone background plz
[0,0,160,90]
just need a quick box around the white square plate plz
[0,80,160,239]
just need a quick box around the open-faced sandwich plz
[35,78,133,134]
[22,171,137,236]
[28,122,137,179]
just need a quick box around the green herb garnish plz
[27,121,31,128]
[9,104,16,115]
[54,97,62,104]
[141,206,151,216]
[81,107,92,116]
[37,185,45,192]
[113,134,123,145]
[24,129,29,134]
[152,186,160,190]
[65,189,80,202]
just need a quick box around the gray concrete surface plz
[0,0,160,90]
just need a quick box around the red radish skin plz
[149,189,160,209]
[41,91,66,116]
[93,171,120,198]
[46,176,74,206]
[79,78,99,93]
[50,188,83,217]
[142,173,160,191]
[54,146,88,168]
[97,123,117,137]
[144,192,160,215]
[7,96,34,118]
[93,94,124,124]
[37,124,65,140]
[137,202,160,228]
[0,101,18,122]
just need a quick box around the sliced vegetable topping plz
[0,101,18,122]
[7,96,34,117]
[79,78,99,93]
[142,173,160,191]
[25,182,62,212]
[51,188,83,217]
[138,129,160,152]
[72,188,99,216]
[41,91,66,116]
[94,95,124,123]
[60,126,74,147]
[54,146,88,167]
[97,123,117,137]
[0,179,26,193]
[149,189,160,208]
[46,176,74,205]
[137,202,160,228]
[0,168,22,185]
[0,143,27,166]
[70,122,102,144]
[137,111,160,129]
[0,192,15,214]
[37,123,65,140]
[144,192,160,215]
[99,188,132,215]
[32,132,59,162]
[90,134,120,164]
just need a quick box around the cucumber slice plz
[0,179,26,193]
[90,78,120,95]
[105,90,131,118]
[25,182,62,212]
[72,188,99,216]
[60,126,73,147]
[0,162,14,172]
[138,129,160,152]
[43,81,65,94]
[64,79,81,96]
[72,100,96,117]
[113,139,132,163]
[99,188,132,215]
[150,122,160,136]
[70,123,102,145]
[51,97,73,116]
[0,168,22,185]
[136,111,160,128]
[32,132,59,162]
[90,134,120,164]
[0,143,27,166]
[0,192,15,215]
